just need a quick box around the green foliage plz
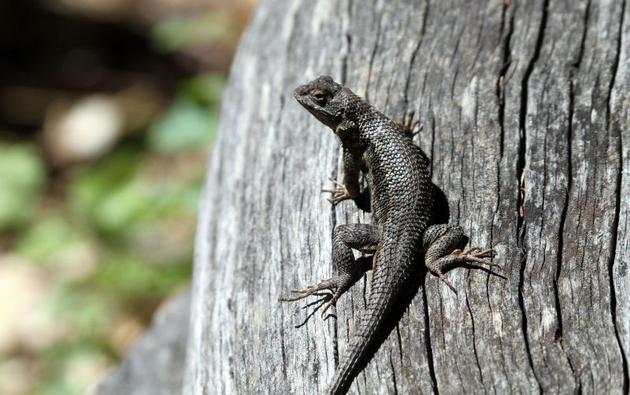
[2,69,224,395]
[148,73,223,154]
[69,150,202,248]
[36,342,112,395]
[15,215,81,264]
[70,148,142,239]
[152,13,232,51]
[182,73,225,107]
[95,254,192,300]
[49,285,113,338]
[0,143,45,230]
[148,98,217,153]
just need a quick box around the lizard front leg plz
[280,224,380,315]
[322,120,366,207]
[422,224,499,292]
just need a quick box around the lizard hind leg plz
[279,224,380,316]
[423,225,498,293]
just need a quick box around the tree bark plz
[185,0,630,393]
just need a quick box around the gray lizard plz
[281,76,498,394]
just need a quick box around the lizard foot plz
[400,110,423,138]
[455,247,499,268]
[322,177,353,206]
[279,274,355,317]
[425,246,499,294]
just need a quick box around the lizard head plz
[293,76,344,129]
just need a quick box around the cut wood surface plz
[185,0,630,393]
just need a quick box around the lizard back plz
[327,88,434,394]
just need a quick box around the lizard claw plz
[458,246,499,268]
[320,293,340,317]
[322,177,352,206]
[436,271,458,294]
[400,110,423,138]
[279,273,358,318]
[278,278,336,303]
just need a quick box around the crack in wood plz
[497,1,513,159]
[389,353,399,395]
[554,78,574,345]
[515,1,549,391]
[364,1,382,102]
[403,0,430,106]
[464,295,485,386]
[421,285,439,394]
[608,0,629,391]
[340,0,353,85]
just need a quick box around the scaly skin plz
[282,76,498,394]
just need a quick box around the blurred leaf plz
[38,379,77,395]
[37,341,112,395]
[16,216,75,261]
[181,73,225,106]
[0,143,45,230]
[50,286,112,337]
[95,254,191,299]
[93,178,148,234]
[70,148,143,238]
[151,13,231,52]
[147,180,201,215]
[71,148,140,211]
[172,182,202,212]
[148,99,216,153]
[71,148,204,250]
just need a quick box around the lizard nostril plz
[293,85,308,97]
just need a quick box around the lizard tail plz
[327,261,407,395]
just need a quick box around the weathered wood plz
[185,0,630,393]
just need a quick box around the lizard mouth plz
[293,92,340,127]
[309,105,342,128]
[292,89,312,108]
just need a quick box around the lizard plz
[280,76,498,395]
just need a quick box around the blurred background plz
[0,0,255,394]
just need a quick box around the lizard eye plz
[312,91,327,105]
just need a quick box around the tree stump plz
[185,0,630,393]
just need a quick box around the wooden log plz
[185,0,630,393]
